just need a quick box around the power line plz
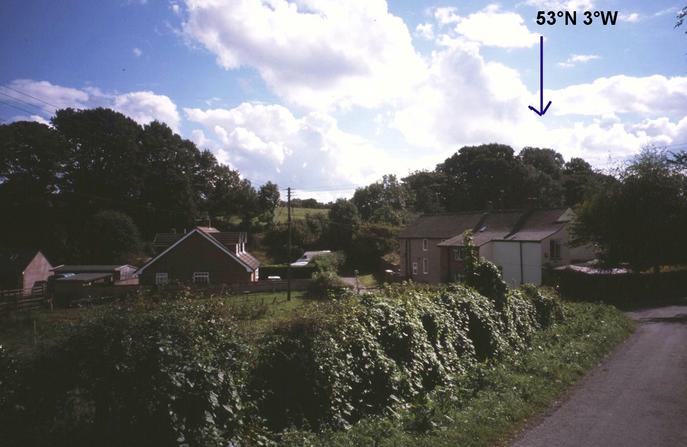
[0,99,41,117]
[0,85,60,110]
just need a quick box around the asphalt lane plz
[510,305,687,447]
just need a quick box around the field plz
[273,206,329,223]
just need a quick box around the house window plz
[550,240,561,260]
[423,258,429,275]
[453,247,468,261]
[412,262,418,275]
[453,272,465,282]
[422,239,428,251]
[155,272,169,285]
[193,272,210,285]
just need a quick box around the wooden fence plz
[0,284,50,315]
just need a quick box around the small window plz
[550,240,561,260]
[155,272,169,285]
[193,272,210,285]
[422,239,428,251]
[454,247,468,261]
[412,262,418,275]
[454,272,465,282]
[423,258,428,275]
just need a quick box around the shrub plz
[0,300,251,447]
[311,252,346,274]
[307,271,348,299]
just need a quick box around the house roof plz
[51,265,135,273]
[503,209,569,242]
[291,250,332,267]
[153,227,246,251]
[138,228,259,275]
[410,208,573,247]
[398,213,486,239]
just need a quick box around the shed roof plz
[54,273,112,282]
[438,211,524,247]
[503,209,569,242]
[52,265,135,273]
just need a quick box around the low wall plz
[550,268,687,306]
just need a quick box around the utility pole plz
[287,187,292,301]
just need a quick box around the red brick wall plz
[140,232,254,285]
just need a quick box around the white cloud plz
[181,0,426,110]
[521,0,596,10]
[549,75,687,117]
[415,23,434,40]
[113,91,181,131]
[132,47,143,57]
[620,13,640,23]
[1,80,181,131]
[558,53,600,68]
[439,4,539,48]
[184,102,402,189]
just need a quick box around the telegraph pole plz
[287,187,292,301]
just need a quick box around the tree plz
[437,144,529,211]
[677,6,686,30]
[402,170,444,214]
[0,121,69,256]
[81,210,142,264]
[352,175,410,224]
[327,199,360,251]
[519,147,565,208]
[573,148,687,272]
[257,181,280,223]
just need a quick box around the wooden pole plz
[287,187,292,301]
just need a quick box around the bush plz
[307,271,348,299]
[311,252,346,274]
[0,300,252,447]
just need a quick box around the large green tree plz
[573,148,687,272]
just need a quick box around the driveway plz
[510,304,687,447]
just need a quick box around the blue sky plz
[1,0,686,198]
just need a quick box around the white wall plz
[488,241,542,286]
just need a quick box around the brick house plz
[0,250,53,292]
[138,227,260,286]
[399,209,595,286]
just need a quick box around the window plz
[550,240,561,260]
[155,272,169,285]
[453,272,465,282]
[422,239,428,251]
[412,262,418,275]
[453,247,468,261]
[423,258,429,275]
[193,272,210,285]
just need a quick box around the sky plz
[1,0,686,199]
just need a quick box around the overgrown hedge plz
[259,264,317,280]
[0,284,564,445]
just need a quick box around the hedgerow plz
[0,281,565,445]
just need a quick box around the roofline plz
[137,229,254,275]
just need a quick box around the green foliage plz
[307,271,348,298]
[81,210,142,264]
[0,300,252,447]
[573,148,687,271]
[462,231,507,310]
[352,175,411,224]
[311,252,346,274]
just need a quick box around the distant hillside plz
[273,207,329,223]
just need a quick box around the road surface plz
[511,304,687,447]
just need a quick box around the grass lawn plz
[292,301,635,447]
[274,206,328,223]
[356,274,379,288]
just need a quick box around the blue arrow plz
[528,35,552,117]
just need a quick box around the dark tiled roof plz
[153,228,245,251]
[504,209,568,242]
[398,213,486,239]
[54,273,113,282]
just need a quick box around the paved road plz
[511,305,687,447]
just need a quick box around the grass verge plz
[285,301,634,447]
